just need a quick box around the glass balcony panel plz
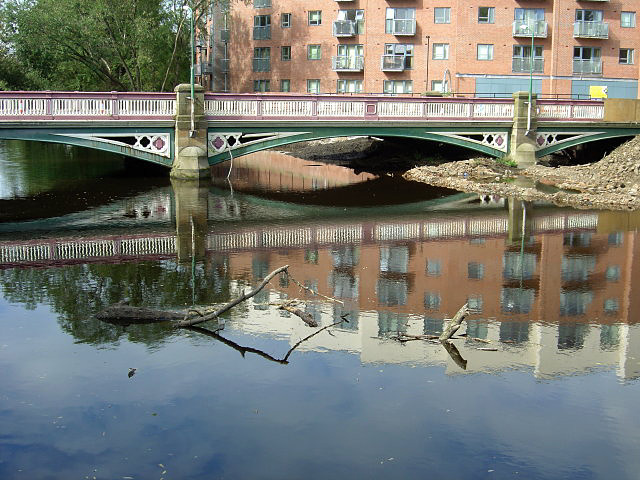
[381,55,405,71]
[512,57,544,73]
[573,59,602,75]
[220,59,230,72]
[252,58,270,72]
[253,26,271,40]
[386,19,416,35]
[333,20,356,37]
[512,20,548,38]
[573,21,609,39]
[332,55,364,71]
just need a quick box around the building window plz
[281,13,291,28]
[606,265,621,282]
[434,7,450,24]
[468,295,483,314]
[431,80,443,92]
[576,9,603,22]
[385,8,416,35]
[252,47,270,72]
[281,46,291,61]
[337,80,363,94]
[573,46,601,74]
[478,7,495,24]
[604,298,619,314]
[253,0,271,8]
[621,11,636,28]
[432,43,449,60]
[468,262,484,279]
[307,44,321,60]
[336,10,365,35]
[253,15,271,40]
[424,292,441,311]
[309,10,322,26]
[383,80,412,94]
[335,44,364,70]
[620,48,635,64]
[307,79,321,94]
[426,259,441,276]
[477,44,493,60]
[383,44,414,70]
[253,79,270,92]
[280,79,290,92]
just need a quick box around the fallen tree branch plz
[279,303,318,327]
[439,303,469,342]
[177,264,290,327]
[288,275,344,305]
[441,340,467,370]
[283,316,348,362]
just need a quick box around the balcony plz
[512,20,548,38]
[332,55,364,72]
[573,21,609,39]
[381,55,406,72]
[512,57,544,73]
[220,29,230,42]
[333,20,356,37]
[573,59,602,75]
[220,58,230,72]
[386,19,416,35]
[253,26,271,40]
[252,58,270,72]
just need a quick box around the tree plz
[0,0,212,91]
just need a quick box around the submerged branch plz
[439,303,469,342]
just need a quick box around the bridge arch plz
[535,127,640,158]
[206,125,510,165]
[0,126,174,167]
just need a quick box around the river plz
[1,140,639,480]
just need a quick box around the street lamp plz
[526,24,534,134]
[184,3,196,136]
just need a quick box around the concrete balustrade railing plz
[0,91,605,122]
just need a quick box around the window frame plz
[619,48,635,65]
[336,79,363,94]
[307,79,321,94]
[253,79,270,92]
[281,13,291,28]
[434,7,451,24]
[308,10,322,26]
[477,44,494,61]
[478,7,495,24]
[383,80,413,94]
[432,43,449,60]
[621,11,636,28]
[307,44,322,60]
[280,79,290,92]
[281,46,291,61]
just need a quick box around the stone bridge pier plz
[510,91,537,168]
[171,84,211,179]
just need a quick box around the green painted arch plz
[535,128,640,158]
[206,126,509,165]
[0,127,174,167]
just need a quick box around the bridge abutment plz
[171,84,210,179]
[509,91,537,168]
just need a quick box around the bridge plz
[2,85,640,178]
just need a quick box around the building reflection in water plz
[207,204,640,381]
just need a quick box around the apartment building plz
[196,0,640,98]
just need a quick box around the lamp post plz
[526,24,534,134]
[187,3,196,136]
[425,35,431,93]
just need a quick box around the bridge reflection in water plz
[1,179,640,381]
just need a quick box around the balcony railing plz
[512,20,548,38]
[220,29,230,42]
[512,57,544,73]
[380,55,406,72]
[332,55,364,72]
[333,20,356,37]
[386,19,416,35]
[220,58,230,72]
[573,59,602,75]
[252,58,270,72]
[253,26,271,40]
[573,21,609,39]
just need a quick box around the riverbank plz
[404,135,640,211]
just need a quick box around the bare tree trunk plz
[439,303,469,342]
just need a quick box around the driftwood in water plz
[96,301,185,326]
[279,303,318,327]
[441,340,467,370]
[439,303,469,342]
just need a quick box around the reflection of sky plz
[2,295,640,480]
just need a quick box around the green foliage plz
[496,157,518,168]
[0,0,206,91]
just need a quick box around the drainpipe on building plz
[425,36,430,93]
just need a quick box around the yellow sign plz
[590,85,608,99]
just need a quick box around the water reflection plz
[2,178,640,380]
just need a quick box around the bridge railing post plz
[171,84,210,179]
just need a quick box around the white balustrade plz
[572,104,604,120]
[118,99,175,116]
[0,98,48,116]
[317,101,365,117]
[261,100,313,117]
[51,98,113,116]
[205,99,259,116]
[207,232,259,250]
[377,102,423,118]
[538,104,572,119]
[473,103,513,118]
[120,236,176,255]
[425,102,471,118]
[0,244,51,262]
[468,218,508,235]
[55,240,115,259]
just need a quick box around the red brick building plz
[196,0,640,98]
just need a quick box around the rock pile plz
[404,136,640,211]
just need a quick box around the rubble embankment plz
[403,136,640,211]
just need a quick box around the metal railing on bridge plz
[0,91,605,122]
